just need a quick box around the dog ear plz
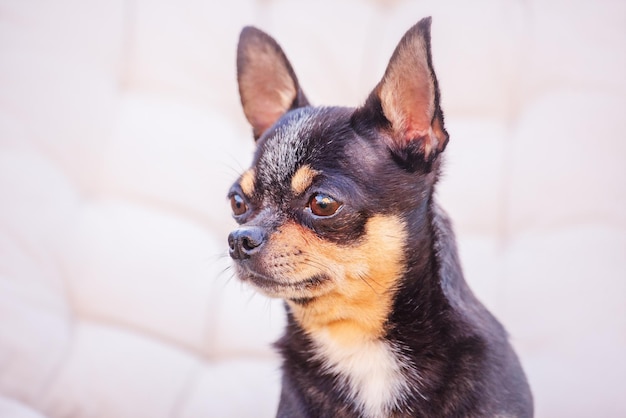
[357,17,448,166]
[237,26,309,141]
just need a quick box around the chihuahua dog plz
[228,17,533,418]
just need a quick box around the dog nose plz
[228,227,266,260]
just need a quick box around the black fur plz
[230,17,533,418]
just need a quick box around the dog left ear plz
[357,17,449,165]
[237,26,310,141]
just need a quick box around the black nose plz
[228,227,266,260]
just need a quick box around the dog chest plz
[312,332,414,418]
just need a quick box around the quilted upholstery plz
[0,0,624,417]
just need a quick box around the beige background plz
[0,0,625,417]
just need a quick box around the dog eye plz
[230,194,248,216]
[308,193,342,217]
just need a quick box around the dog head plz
[228,17,448,338]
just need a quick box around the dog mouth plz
[236,264,329,298]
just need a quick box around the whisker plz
[355,273,383,295]
[217,264,233,279]
[301,256,384,294]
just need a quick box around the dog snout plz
[228,227,266,260]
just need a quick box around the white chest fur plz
[312,333,411,418]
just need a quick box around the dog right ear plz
[237,26,309,141]
[354,17,449,170]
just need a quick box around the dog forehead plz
[255,107,352,188]
[256,109,315,184]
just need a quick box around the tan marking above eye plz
[291,165,319,195]
[239,168,256,196]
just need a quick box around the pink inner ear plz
[246,76,292,128]
[375,22,449,157]
[240,61,297,137]
[379,76,448,158]
[238,29,299,139]
[380,69,435,142]
[402,84,435,142]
